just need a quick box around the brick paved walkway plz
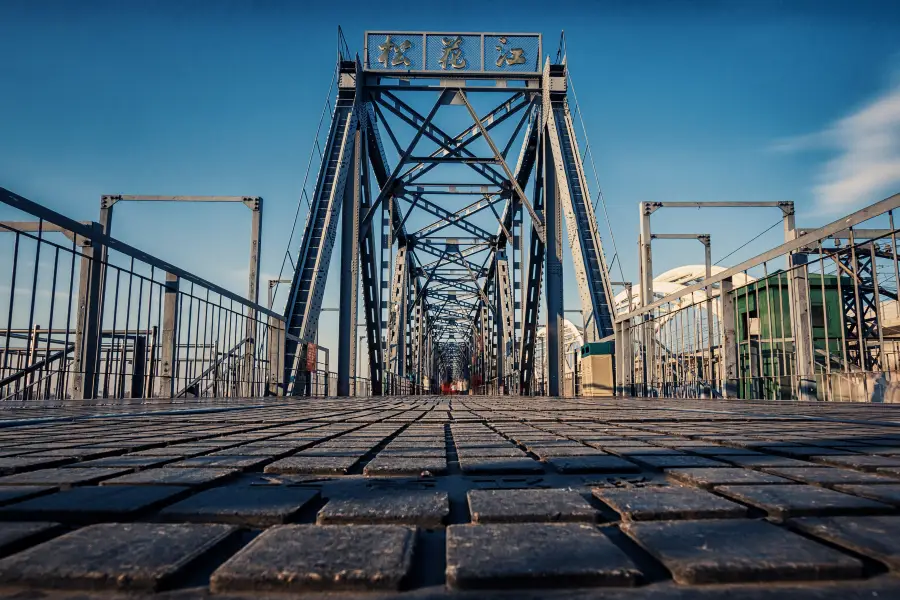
[0,396,898,598]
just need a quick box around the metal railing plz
[0,187,394,402]
[615,192,900,402]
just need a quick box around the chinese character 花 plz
[377,35,412,68]
[439,36,467,70]
[496,37,527,68]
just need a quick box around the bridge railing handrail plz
[0,187,281,320]
[617,192,900,322]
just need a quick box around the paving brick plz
[0,457,73,474]
[667,468,796,489]
[163,455,267,470]
[622,518,862,584]
[594,486,748,521]
[318,491,448,526]
[265,456,360,475]
[446,523,642,589]
[468,489,597,523]
[531,446,606,458]
[0,522,235,591]
[544,455,641,474]
[210,524,415,592]
[760,466,898,487]
[363,457,447,476]
[833,484,900,506]
[812,455,900,471]
[458,456,544,474]
[0,468,131,488]
[64,456,173,470]
[0,485,190,523]
[0,486,56,506]
[159,484,319,526]
[456,446,525,458]
[100,467,239,488]
[790,515,900,569]
[716,484,894,518]
[632,455,730,469]
[0,522,64,557]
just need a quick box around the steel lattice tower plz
[281,32,615,396]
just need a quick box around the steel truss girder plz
[545,63,615,342]
[284,63,359,393]
[388,244,409,375]
[411,194,505,240]
[404,194,496,242]
[374,91,508,187]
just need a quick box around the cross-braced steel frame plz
[281,46,615,396]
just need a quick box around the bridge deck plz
[0,397,897,598]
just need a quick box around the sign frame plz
[364,31,543,76]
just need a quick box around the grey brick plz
[458,456,544,474]
[446,523,642,589]
[0,457,72,474]
[101,467,239,488]
[468,489,597,523]
[0,468,131,488]
[833,484,900,506]
[716,484,893,519]
[265,456,360,475]
[667,468,796,489]
[790,515,900,569]
[594,486,747,521]
[544,455,641,474]
[623,518,862,584]
[159,484,319,526]
[0,485,190,523]
[0,522,235,591]
[64,456,173,470]
[813,455,900,471]
[318,491,448,526]
[210,524,415,592]
[164,455,267,470]
[760,467,898,487]
[0,486,56,506]
[0,522,64,557]
[363,457,447,476]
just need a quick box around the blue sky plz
[2,0,899,355]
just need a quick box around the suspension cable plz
[566,71,627,285]
[714,219,782,266]
[273,62,339,308]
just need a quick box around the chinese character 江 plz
[496,37,527,68]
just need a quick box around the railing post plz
[267,317,285,396]
[720,277,739,398]
[158,272,179,398]
[73,222,105,400]
[131,334,146,398]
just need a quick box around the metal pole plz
[720,277,738,398]
[158,272,179,398]
[338,128,361,397]
[544,125,564,397]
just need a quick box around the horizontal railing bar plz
[0,187,282,321]
[617,192,900,321]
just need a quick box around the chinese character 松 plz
[439,36,467,70]
[378,35,412,68]
[496,37,527,67]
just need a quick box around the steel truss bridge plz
[280,32,615,398]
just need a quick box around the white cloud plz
[775,81,900,212]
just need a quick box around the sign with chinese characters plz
[365,32,541,74]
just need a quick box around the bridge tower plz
[282,31,615,396]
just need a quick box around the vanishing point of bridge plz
[2,29,900,599]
